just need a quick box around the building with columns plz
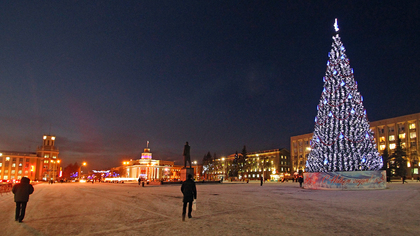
[0,134,61,182]
[119,142,186,181]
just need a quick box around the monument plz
[180,142,194,181]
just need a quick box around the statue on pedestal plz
[183,142,192,168]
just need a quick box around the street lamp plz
[221,157,225,181]
[80,162,87,181]
[193,161,198,180]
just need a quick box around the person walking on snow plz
[12,177,34,223]
[298,176,304,188]
[181,174,197,221]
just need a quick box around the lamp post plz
[80,162,87,181]
[193,161,197,180]
[221,157,225,181]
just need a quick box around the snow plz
[1,180,419,235]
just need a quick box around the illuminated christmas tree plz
[305,19,383,172]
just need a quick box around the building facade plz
[0,135,61,182]
[290,113,420,178]
[117,143,200,181]
[208,148,291,181]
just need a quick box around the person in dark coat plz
[260,176,263,186]
[298,176,304,188]
[12,177,34,223]
[181,174,197,221]
[402,176,407,184]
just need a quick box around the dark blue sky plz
[1,1,419,170]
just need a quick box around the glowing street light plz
[79,162,87,181]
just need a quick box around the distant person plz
[181,174,197,221]
[138,177,141,185]
[402,176,407,184]
[298,176,304,188]
[260,176,263,186]
[12,177,34,223]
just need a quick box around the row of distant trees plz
[202,146,248,180]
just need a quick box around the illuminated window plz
[53,156,56,159]
[4,175,8,180]
[12,163,16,167]
[399,133,406,139]
[44,160,49,163]
[389,135,395,141]
[25,170,28,174]
[410,132,417,139]
[379,145,386,150]
[6,157,10,161]
[11,170,15,174]
[18,170,22,174]
[44,154,49,158]
[379,137,385,142]
[409,123,416,129]
[19,163,22,167]
[401,142,406,148]
[0,163,2,167]
[390,144,396,149]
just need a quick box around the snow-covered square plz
[1,181,419,235]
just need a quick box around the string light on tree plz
[305,19,383,173]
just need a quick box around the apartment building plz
[0,135,61,182]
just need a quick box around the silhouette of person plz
[181,174,197,221]
[12,177,34,223]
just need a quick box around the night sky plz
[1,1,419,170]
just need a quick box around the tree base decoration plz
[304,170,386,190]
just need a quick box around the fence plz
[0,183,13,196]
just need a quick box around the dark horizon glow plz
[0,1,419,170]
